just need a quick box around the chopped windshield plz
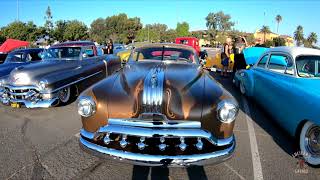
[296,55,320,78]
[5,52,24,62]
[130,46,198,64]
[43,47,81,60]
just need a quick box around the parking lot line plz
[242,97,264,180]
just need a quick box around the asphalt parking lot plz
[0,72,319,180]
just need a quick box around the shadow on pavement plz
[210,71,296,157]
[132,165,208,180]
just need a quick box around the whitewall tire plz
[58,87,71,104]
[299,121,320,166]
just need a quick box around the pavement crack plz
[71,160,104,180]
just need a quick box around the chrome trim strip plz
[4,85,39,91]
[50,70,103,93]
[108,118,201,129]
[80,136,235,167]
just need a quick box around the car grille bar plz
[4,85,39,100]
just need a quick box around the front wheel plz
[57,87,71,105]
[299,121,320,166]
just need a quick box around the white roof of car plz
[267,46,320,58]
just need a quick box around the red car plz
[175,37,201,55]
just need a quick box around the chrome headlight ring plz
[216,99,239,123]
[38,80,48,91]
[78,96,96,117]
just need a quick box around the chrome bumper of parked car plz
[79,118,235,167]
[0,85,58,108]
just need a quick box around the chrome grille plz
[5,86,39,101]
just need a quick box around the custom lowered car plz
[235,47,320,165]
[0,41,120,108]
[0,48,44,78]
[78,43,239,166]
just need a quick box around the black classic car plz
[0,48,44,78]
[0,41,121,108]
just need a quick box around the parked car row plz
[233,46,320,166]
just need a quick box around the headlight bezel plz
[216,99,239,123]
[78,96,96,117]
[38,80,48,91]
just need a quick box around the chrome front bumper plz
[79,118,236,167]
[0,85,58,108]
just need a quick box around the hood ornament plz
[142,67,164,113]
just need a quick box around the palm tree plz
[260,25,271,43]
[294,25,304,46]
[275,15,282,34]
[307,32,318,45]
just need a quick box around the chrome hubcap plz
[58,88,70,103]
[305,125,320,157]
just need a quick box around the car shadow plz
[210,72,296,156]
[132,165,208,180]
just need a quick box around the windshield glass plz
[43,47,81,60]
[296,55,320,78]
[5,52,24,62]
[130,46,198,64]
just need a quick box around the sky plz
[1,0,320,44]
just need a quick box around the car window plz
[257,54,269,68]
[268,54,294,75]
[5,52,24,62]
[29,51,43,61]
[130,46,198,64]
[296,55,320,78]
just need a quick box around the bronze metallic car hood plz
[92,61,224,122]
[8,60,81,85]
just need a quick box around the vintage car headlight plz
[38,80,48,91]
[217,100,239,123]
[78,96,96,117]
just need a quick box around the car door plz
[252,53,270,104]
[260,53,296,124]
[79,46,106,84]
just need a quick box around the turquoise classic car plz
[234,47,320,166]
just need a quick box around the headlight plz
[217,100,239,123]
[78,96,96,117]
[38,80,48,91]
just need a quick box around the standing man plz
[106,39,114,54]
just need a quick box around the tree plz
[136,23,170,42]
[90,18,107,44]
[294,25,304,46]
[260,25,271,43]
[1,21,42,42]
[264,40,274,47]
[52,20,68,42]
[162,29,177,42]
[307,32,318,45]
[0,32,5,44]
[44,6,53,34]
[63,20,88,41]
[205,11,234,43]
[176,22,190,37]
[273,37,286,47]
[275,15,282,34]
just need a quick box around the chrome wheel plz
[240,81,246,95]
[58,87,71,103]
[300,121,320,165]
